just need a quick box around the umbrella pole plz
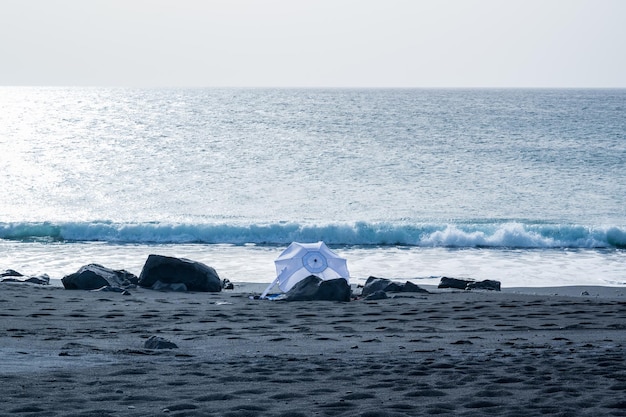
[260,276,280,299]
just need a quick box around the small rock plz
[1,269,23,277]
[439,277,501,291]
[402,281,429,293]
[438,277,473,289]
[1,274,50,285]
[362,277,428,296]
[467,279,501,291]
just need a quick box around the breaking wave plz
[1,221,625,249]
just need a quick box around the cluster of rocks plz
[275,275,500,302]
[60,254,224,293]
[438,276,501,291]
[2,255,227,294]
[3,254,226,294]
[1,269,50,285]
[360,276,430,300]
[272,276,432,302]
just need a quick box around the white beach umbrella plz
[261,241,350,298]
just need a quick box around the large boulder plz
[138,254,221,292]
[361,276,429,297]
[62,264,137,290]
[279,275,351,302]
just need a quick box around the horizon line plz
[2,84,626,90]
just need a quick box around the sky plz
[1,0,625,88]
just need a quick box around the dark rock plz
[363,290,388,301]
[362,276,429,296]
[62,264,137,290]
[438,277,474,290]
[467,279,501,291]
[279,275,351,302]
[438,277,501,291]
[138,254,221,292]
[1,274,50,285]
[402,281,429,293]
[25,275,51,285]
[144,336,178,349]
[1,269,23,277]
[222,278,234,290]
[385,282,405,292]
[361,277,393,296]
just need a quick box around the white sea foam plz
[1,221,624,248]
[1,240,624,288]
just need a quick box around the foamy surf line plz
[1,221,625,248]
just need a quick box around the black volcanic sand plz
[0,283,625,417]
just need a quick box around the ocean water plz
[1,87,625,287]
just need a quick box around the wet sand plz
[1,282,625,417]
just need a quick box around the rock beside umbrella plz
[279,275,351,302]
[138,254,222,292]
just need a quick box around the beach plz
[2,7,625,416]
[1,282,625,416]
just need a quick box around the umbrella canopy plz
[273,241,350,292]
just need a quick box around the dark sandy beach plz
[1,282,625,417]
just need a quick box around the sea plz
[1,87,625,288]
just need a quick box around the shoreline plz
[40,279,626,299]
[1,282,625,416]
[3,241,625,290]
[220,282,626,299]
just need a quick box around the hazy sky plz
[1,0,625,87]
